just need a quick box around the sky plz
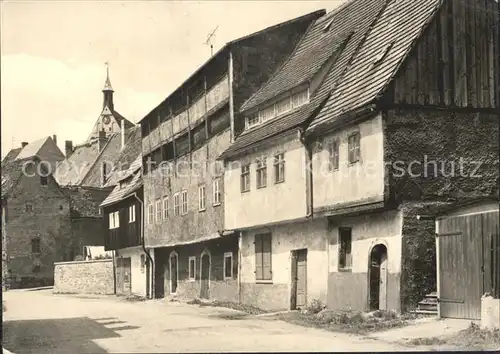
[1,0,344,158]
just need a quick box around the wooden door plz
[437,214,482,319]
[200,254,210,299]
[154,255,165,299]
[122,257,132,295]
[115,258,125,295]
[292,249,307,309]
[378,251,388,310]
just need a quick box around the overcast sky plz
[1,0,344,158]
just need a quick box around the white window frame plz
[213,178,221,206]
[198,185,206,211]
[241,164,250,192]
[348,132,361,164]
[181,190,188,215]
[155,199,162,223]
[274,153,285,184]
[328,140,340,171]
[174,193,180,216]
[148,204,154,224]
[188,256,196,281]
[224,252,233,280]
[162,197,169,219]
[109,211,120,229]
[128,205,136,223]
[256,157,267,189]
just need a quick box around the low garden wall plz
[54,259,114,295]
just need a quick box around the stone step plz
[418,298,438,305]
[411,309,438,316]
[417,303,438,312]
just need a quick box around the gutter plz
[131,192,154,299]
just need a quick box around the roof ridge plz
[240,18,320,113]
[316,0,358,24]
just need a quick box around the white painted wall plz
[312,113,385,209]
[117,246,149,297]
[225,135,308,230]
[328,210,403,274]
[240,218,329,305]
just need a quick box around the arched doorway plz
[200,250,211,299]
[369,244,388,311]
[169,251,178,294]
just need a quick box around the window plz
[148,204,154,224]
[246,113,260,129]
[213,178,221,206]
[256,157,267,189]
[323,18,334,32]
[241,164,250,192]
[339,227,352,270]
[40,176,48,186]
[198,185,206,211]
[25,203,33,212]
[224,252,233,279]
[275,96,292,116]
[188,256,196,280]
[31,238,41,254]
[291,89,309,108]
[255,233,272,281]
[109,211,120,229]
[174,193,180,216]
[128,205,136,223]
[181,190,188,215]
[162,197,169,219]
[259,105,275,123]
[155,199,162,222]
[328,141,340,171]
[274,153,285,183]
[348,133,360,164]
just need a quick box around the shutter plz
[255,234,263,280]
[262,234,272,280]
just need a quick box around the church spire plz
[102,62,114,111]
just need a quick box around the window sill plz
[256,280,273,284]
[274,179,285,185]
[188,278,196,282]
[348,160,360,166]
[198,208,206,213]
[213,203,221,207]
[256,185,267,190]
[241,189,250,194]
[224,276,233,281]
[338,267,352,272]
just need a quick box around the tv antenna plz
[204,26,219,57]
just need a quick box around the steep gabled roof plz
[15,136,64,162]
[100,154,143,207]
[104,126,142,187]
[308,0,443,134]
[80,133,122,187]
[55,139,102,186]
[219,0,387,160]
[1,148,23,198]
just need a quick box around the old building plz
[220,0,499,312]
[139,10,325,300]
[1,137,71,288]
[101,155,150,297]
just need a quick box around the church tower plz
[86,63,134,142]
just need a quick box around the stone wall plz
[481,295,500,330]
[54,259,114,295]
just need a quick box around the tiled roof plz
[220,0,386,160]
[100,155,142,207]
[112,110,134,129]
[1,148,23,197]
[308,0,442,133]
[54,139,101,186]
[61,186,113,218]
[15,136,49,160]
[104,126,142,187]
[241,9,355,111]
[218,102,321,160]
[80,133,123,187]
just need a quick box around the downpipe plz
[298,128,313,219]
[132,193,154,299]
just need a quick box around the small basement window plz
[224,252,233,279]
[339,227,352,270]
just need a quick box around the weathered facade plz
[1,138,71,288]
[140,10,324,301]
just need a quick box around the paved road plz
[3,289,411,353]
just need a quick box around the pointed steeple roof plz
[103,62,113,92]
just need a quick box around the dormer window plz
[244,88,309,131]
[323,18,334,32]
[372,42,394,67]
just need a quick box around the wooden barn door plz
[437,214,483,319]
[291,249,307,310]
[115,258,124,295]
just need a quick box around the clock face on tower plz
[103,116,111,125]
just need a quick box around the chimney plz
[21,142,28,148]
[52,135,57,145]
[121,120,125,150]
[65,140,74,158]
[98,130,107,152]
